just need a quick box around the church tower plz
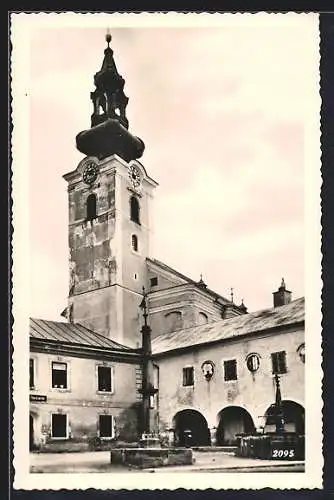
[63,34,158,347]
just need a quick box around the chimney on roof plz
[273,278,292,308]
[60,304,74,323]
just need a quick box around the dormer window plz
[198,312,209,325]
[130,196,140,224]
[165,311,182,333]
[150,277,158,287]
[132,234,138,252]
[86,193,97,220]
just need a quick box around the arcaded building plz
[152,292,305,446]
[29,35,305,450]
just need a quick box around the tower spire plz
[91,33,129,129]
[106,29,111,46]
[76,33,145,162]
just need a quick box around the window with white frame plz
[51,413,68,438]
[97,365,113,392]
[99,414,114,438]
[51,361,68,389]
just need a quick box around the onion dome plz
[76,33,145,162]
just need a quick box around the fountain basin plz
[110,447,193,469]
[236,433,305,460]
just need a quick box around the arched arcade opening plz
[216,406,255,446]
[264,400,305,434]
[173,409,211,447]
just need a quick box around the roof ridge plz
[146,257,235,305]
[146,257,195,284]
[152,296,305,345]
[30,317,134,351]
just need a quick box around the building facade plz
[152,295,305,446]
[62,34,244,350]
[29,36,305,451]
[29,318,141,451]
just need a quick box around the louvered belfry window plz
[130,196,140,224]
[86,193,97,220]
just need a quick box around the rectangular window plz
[52,362,67,389]
[98,366,112,392]
[150,277,158,287]
[182,366,194,386]
[224,359,237,381]
[51,413,67,438]
[271,351,287,374]
[29,358,35,389]
[99,415,114,438]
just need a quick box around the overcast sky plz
[17,14,319,320]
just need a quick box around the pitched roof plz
[30,318,134,352]
[147,257,239,306]
[152,297,304,356]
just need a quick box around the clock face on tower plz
[129,164,142,189]
[82,161,99,185]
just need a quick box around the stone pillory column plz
[274,373,285,434]
[138,287,160,447]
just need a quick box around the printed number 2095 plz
[272,449,295,458]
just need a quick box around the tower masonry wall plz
[68,170,117,295]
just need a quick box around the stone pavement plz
[30,450,305,474]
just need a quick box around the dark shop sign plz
[29,394,47,402]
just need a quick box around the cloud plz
[25,22,314,318]
[29,247,68,320]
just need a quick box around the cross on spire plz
[197,273,207,289]
[106,28,111,46]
